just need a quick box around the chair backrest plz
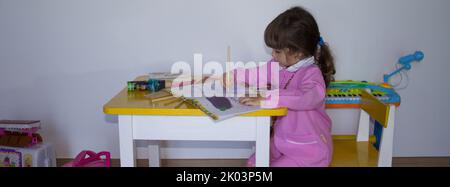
[360,89,390,128]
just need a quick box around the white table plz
[103,76,287,167]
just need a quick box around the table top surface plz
[103,76,288,116]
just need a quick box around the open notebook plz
[170,81,261,121]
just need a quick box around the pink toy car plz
[63,150,111,167]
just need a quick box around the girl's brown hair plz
[264,6,335,87]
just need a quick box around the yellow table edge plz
[103,105,287,116]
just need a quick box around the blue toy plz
[326,81,401,107]
[383,51,424,83]
[327,51,425,150]
[373,51,425,150]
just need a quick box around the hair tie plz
[319,37,325,46]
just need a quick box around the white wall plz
[1,0,449,158]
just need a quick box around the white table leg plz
[255,117,271,167]
[378,106,396,167]
[148,141,161,167]
[119,115,136,167]
[357,109,370,142]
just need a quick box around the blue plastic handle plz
[383,51,424,83]
[398,51,424,68]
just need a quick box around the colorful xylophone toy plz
[325,80,401,108]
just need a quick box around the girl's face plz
[271,48,304,68]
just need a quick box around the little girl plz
[225,6,335,167]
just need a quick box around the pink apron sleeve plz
[261,67,326,110]
[232,59,276,89]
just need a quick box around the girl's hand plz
[239,95,265,106]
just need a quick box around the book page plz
[173,82,261,121]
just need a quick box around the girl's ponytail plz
[315,43,335,88]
